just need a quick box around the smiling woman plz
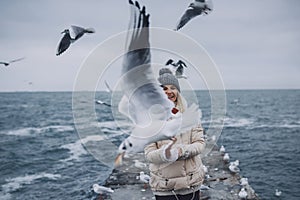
[145,67,205,200]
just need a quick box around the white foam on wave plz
[248,123,300,129]
[61,119,140,162]
[60,134,112,162]
[1,172,61,195]
[200,117,254,128]
[60,139,91,162]
[1,125,74,136]
[224,118,254,127]
[60,123,127,162]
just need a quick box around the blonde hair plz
[176,92,187,113]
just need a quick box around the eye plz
[170,86,176,90]
[129,143,133,147]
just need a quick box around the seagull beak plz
[114,152,125,168]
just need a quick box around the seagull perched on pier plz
[232,159,239,166]
[114,0,200,167]
[219,145,225,154]
[202,165,208,174]
[175,0,213,31]
[238,187,248,199]
[165,59,188,79]
[134,160,147,169]
[229,161,240,173]
[0,57,25,67]
[223,153,230,163]
[137,171,150,189]
[56,25,95,56]
[92,184,114,194]
[240,177,249,186]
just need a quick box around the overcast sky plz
[0,0,299,92]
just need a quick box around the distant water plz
[0,90,299,200]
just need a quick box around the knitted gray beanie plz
[157,68,181,92]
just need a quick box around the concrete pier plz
[101,145,259,200]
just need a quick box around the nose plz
[165,88,171,94]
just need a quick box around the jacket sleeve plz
[179,125,205,159]
[144,142,170,164]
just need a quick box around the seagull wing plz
[56,32,72,56]
[9,57,25,64]
[177,60,187,67]
[175,6,203,31]
[120,0,173,126]
[70,25,95,40]
[165,59,174,66]
[104,80,113,93]
[70,25,86,40]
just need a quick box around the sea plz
[0,90,299,200]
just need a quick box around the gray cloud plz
[0,0,299,91]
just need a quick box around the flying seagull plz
[175,0,213,31]
[165,59,188,79]
[95,100,111,107]
[104,80,113,93]
[0,57,25,67]
[56,25,95,56]
[114,0,200,167]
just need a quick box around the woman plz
[144,68,206,200]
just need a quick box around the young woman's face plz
[162,84,178,103]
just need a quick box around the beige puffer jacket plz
[144,124,205,193]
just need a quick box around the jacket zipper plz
[165,179,169,186]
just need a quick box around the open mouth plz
[168,94,176,101]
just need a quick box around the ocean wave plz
[201,117,254,128]
[1,125,74,136]
[60,139,90,162]
[60,133,120,162]
[60,121,130,162]
[1,172,61,194]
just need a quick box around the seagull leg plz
[143,183,148,189]
[97,194,103,200]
